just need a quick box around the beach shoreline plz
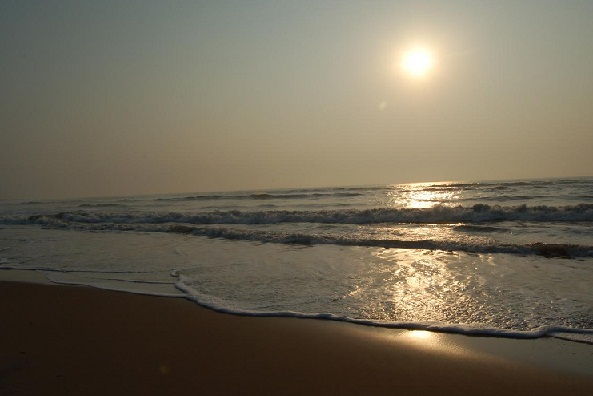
[1,280,592,395]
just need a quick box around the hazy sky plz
[2,1,592,199]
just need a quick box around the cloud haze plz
[1,1,592,199]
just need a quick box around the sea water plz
[1,177,592,342]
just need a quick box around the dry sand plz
[1,281,592,395]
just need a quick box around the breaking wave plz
[156,192,364,201]
[3,219,592,258]
[163,225,593,258]
[175,275,593,343]
[78,203,126,208]
[12,204,593,227]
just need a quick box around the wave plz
[456,194,593,202]
[436,195,550,203]
[452,224,508,233]
[466,195,549,201]
[164,225,592,257]
[174,275,593,343]
[273,186,390,194]
[423,178,593,191]
[425,181,536,189]
[3,218,592,257]
[156,192,364,202]
[78,203,125,208]
[164,226,593,258]
[4,265,590,342]
[13,204,593,227]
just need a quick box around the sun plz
[400,47,434,78]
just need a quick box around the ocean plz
[1,177,592,343]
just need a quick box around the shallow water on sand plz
[1,177,593,341]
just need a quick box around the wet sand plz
[1,281,592,395]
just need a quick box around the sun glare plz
[400,47,434,78]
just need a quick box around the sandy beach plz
[3,0,593,394]
[1,280,592,396]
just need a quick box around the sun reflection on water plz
[407,330,433,340]
[366,327,471,358]
[335,181,504,335]
[385,182,462,208]
[346,249,478,358]
[351,248,475,325]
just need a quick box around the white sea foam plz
[10,204,593,227]
[2,178,593,344]
[2,220,592,257]
[170,275,593,344]
[4,265,592,343]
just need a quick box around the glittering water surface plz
[1,177,593,340]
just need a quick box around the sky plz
[1,0,592,199]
